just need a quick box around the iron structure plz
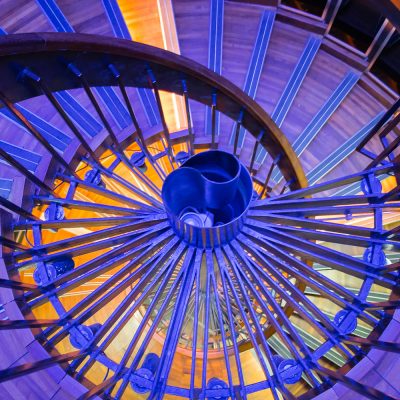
[0,33,398,400]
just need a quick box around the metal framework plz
[0,33,398,400]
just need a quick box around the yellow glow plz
[117,0,187,133]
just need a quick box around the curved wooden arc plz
[0,32,307,191]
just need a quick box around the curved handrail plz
[0,32,307,191]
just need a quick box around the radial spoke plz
[58,172,161,210]
[72,241,188,379]
[15,221,169,272]
[225,244,320,387]
[248,212,382,237]
[81,155,162,202]
[148,248,197,399]
[15,216,165,261]
[113,249,202,399]
[209,256,235,397]
[239,232,379,323]
[15,216,143,230]
[233,237,354,358]
[215,250,247,400]
[32,196,151,216]
[41,232,178,346]
[219,246,295,400]
[247,219,400,250]
[265,164,395,201]
[24,223,171,307]
[241,226,395,287]
[215,249,279,399]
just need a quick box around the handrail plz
[0,32,307,191]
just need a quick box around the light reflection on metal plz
[0,34,398,399]
[162,150,252,248]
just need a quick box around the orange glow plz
[117,0,187,135]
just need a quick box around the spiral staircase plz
[0,1,399,399]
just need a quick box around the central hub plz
[162,150,253,248]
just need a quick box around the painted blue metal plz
[275,358,303,385]
[174,151,190,165]
[0,140,41,173]
[207,378,229,400]
[101,0,160,127]
[69,323,102,349]
[218,246,285,400]
[332,173,387,197]
[110,244,191,398]
[149,248,197,398]
[10,145,400,399]
[334,310,357,334]
[79,157,162,205]
[255,35,321,163]
[84,169,104,188]
[162,150,252,247]
[226,242,319,385]
[1,32,399,400]
[36,0,131,129]
[205,0,224,136]
[25,220,170,307]
[230,10,275,148]
[33,256,74,285]
[44,203,65,221]
[72,239,186,382]
[128,151,148,175]
[131,353,160,394]
[44,230,177,347]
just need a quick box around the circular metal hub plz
[162,150,253,248]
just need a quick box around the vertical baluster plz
[67,63,151,180]
[233,109,244,156]
[182,80,195,155]
[66,64,121,149]
[249,130,265,174]
[22,69,101,166]
[108,64,145,146]
[147,68,175,169]
[260,154,282,198]
[280,178,294,195]
[211,91,217,149]
[108,64,166,179]
[356,97,400,157]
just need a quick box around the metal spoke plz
[0,34,398,400]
